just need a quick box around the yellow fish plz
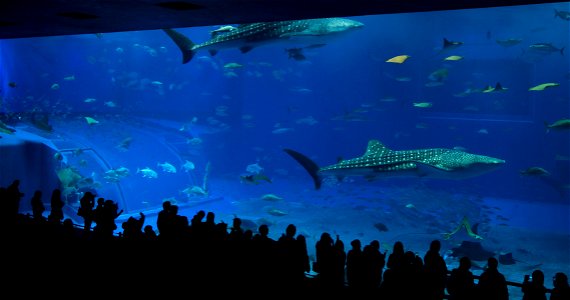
[413,102,433,108]
[528,82,559,91]
[85,116,99,125]
[386,55,410,64]
[444,55,463,61]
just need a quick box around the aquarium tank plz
[0,2,568,296]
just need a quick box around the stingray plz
[498,252,518,265]
[450,241,495,261]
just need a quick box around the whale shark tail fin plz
[163,28,196,64]
[283,148,323,190]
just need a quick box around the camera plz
[524,274,532,282]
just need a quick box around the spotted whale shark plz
[163,17,364,63]
[284,139,505,189]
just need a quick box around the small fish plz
[440,38,463,53]
[84,116,99,125]
[374,222,389,232]
[84,98,97,103]
[267,209,288,216]
[554,8,570,21]
[285,48,306,61]
[544,118,570,132]
[54,152,64,161]
[241,173,272,185]
[428,68,448,82]
[482,82,508,93]
[528,82,559,91]
[272,127,294,134]
[187,137,203,145]
[181,185,208,196]
[104,101,117,107]
[210,25,237,37]
[51,83,60,90]
[496,38,523,47]
[386,55,410,64]
[424,81,444,87]
[137,167,158,178]
[444,55,463,61]
[63,75,75,81]
[157,162,177,173]
[8,81,16,88]
[116,136,133,150]
[520,167,550,176]
[223,62,243,69]
[246,163,264,174]
[150,81,163,86]
[528,43,565,55]
[182,160,195,172]
[261,194,283,201]
[413,102,432,108]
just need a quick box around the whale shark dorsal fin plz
[364,140,390,156]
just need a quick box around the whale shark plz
[284,139,505,189]
[163,17,364,63]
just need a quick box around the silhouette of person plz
[447,256,475,300]
[550,272,570,300]
[423,239,448,300]
[402,250,424,299]
[121,212,146,240]
[30,190,45,221]
[93,199,123,239]
[362,239,386,290]
[156,200,173,239]
[387,240,405,271]
[227,217,244,241]
[251,223,277,282]
[6,179,24,221]
[277,224,306,288]
[346,239,365,289]
[47,188,64,224]
[476,257,508,300]
[522,269,547,300]
[143,224,158,240]
[296,234,311,276]
[169,205,188,240]
[314,232,336,287]
[331,235,347,288]
[77,191,95,232]
[382,240,406,297]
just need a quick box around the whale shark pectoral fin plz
[239,46,254,53]
[283,148,323,190]
[415,162,453,177]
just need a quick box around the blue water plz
[0,3,569,295]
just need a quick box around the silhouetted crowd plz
[1,179,569,299]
